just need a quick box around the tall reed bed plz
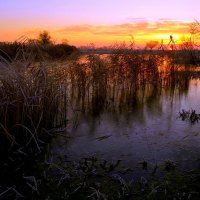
[0,59,68,157]
[66,47,182,116]
[0,45,194,199]
[0,45,190,154]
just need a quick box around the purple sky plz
[0,0,199,45]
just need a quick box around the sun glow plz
[168,47,173,51]
[0,19,192,47]
[152,33,182,41]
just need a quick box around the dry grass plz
[0,43,199,199]
[66,47,181,116]
[0,59,68,155]
[0,44,192,154]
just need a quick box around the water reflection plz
[67,55,191,117]
[50,54,200,172]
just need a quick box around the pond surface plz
[49,77,200,173]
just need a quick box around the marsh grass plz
[14,156,200,200]
[0,61,68,152]
[179,109,200,123]
[0,42,200,199]
[0,50,72,200]
[67,47,191,117]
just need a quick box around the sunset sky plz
[0,0,199,47]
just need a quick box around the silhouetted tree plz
[179,39,193,50]
[38,30,52,45]
[145,40,159,50]
[61,39,69,44]
[189,20,200,47]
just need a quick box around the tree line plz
[0,31,79,61]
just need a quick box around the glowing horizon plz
[0,20,192,47]
[0,0,199,47]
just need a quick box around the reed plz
[0,58,68,156]
[0,43,189,153]
[65,45,193,117]
[0,43,198,199]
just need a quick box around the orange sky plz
[1,20,191,47]
[25,20,192,47]
[1,0,197,47]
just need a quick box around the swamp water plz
[49,57,200,175]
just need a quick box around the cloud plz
[63,20,188,34]
[58,22,150,36]
[20,20,192,46]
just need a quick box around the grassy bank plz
[0,57,70,199]
[3,156,200,199]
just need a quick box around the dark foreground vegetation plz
[179,109,200,123]
[0,41,78,61]
[0,31,78,62]
[3,156,200,200]
[1,25,200,199]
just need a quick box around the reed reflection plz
[66,53,190,121]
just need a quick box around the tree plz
[179,38,193,50]
[61,39,69,45]
[189,20,200,47]
[38,31,52,45]
[145,40,159,50]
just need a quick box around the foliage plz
[190,20,200,47]
[1,39,200,199]
[179,109,200,123]
[38,30,52,45]
[0,41,78,61]
[2,157,200,199]
[145,41,159,50]
[0,59,70,160]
